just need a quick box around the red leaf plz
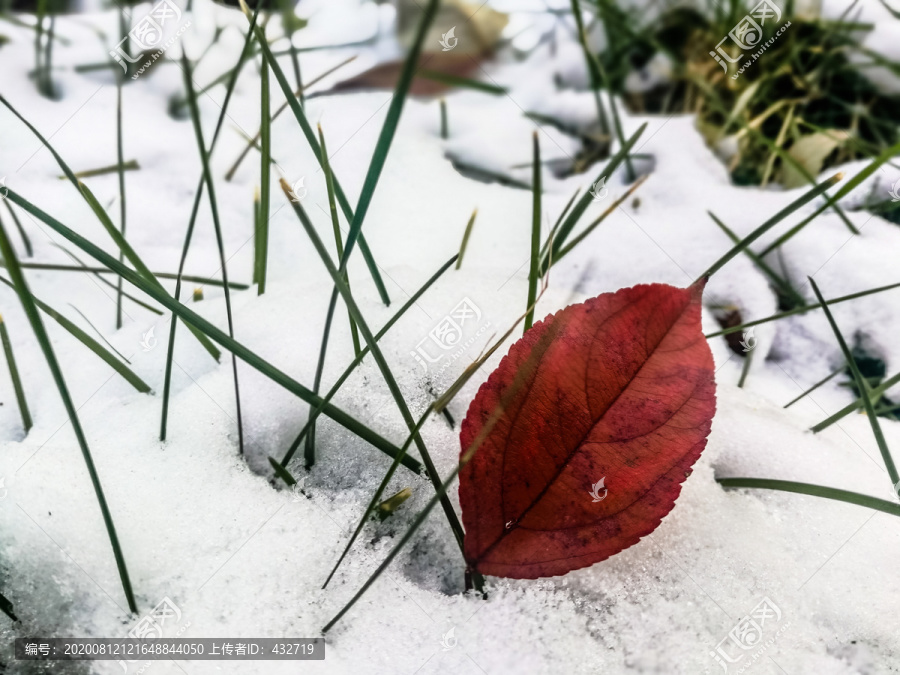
[458,282,716,578]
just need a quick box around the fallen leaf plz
[459,282,716,578]
[327,53,483,97]
[781,130,848,188]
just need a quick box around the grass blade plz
[279,255,458,469]
[708,211,806,308]
[0,591,18,622]
[0,276,151,393]
[224,55,358,182]
[0,215,137,613]
[180,52,245,456]
[161,12,258,442]
[717,477,900,516]
[524,132,541,332]
[115,42,126,330]
[697,173,844,281]
[239,0,391,306]
[758,139,900,257]
[784,366,843,408]
[279,181,469,575]
[257,54,271,296]
[540,122,647,273]
[0,315,32,432]
[808,276,899,495]
[455,208,477,270]
[705,280,900,339]
[3,202,32,257]
[3,186,422,474]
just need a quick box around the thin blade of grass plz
[758,139,900,257]
[0,215,137,613]
[322,301,572,631]
[180,51,245,456]
[705,280,900,338]
[279,181,470,576]
[0,276,150,393]
[162,12,258,442]
[524,132,541,332]
[3,202,32,257]
[4,261,248,291]
[257,54,271,296]
[0,86,221,363]
[553,174,647,265]
[717,477,900,516]
[708,211,806,308]
[115,45,126,330]
[224,55,358,182]
[540,123,647,273]
[4,186,422,474]
[417,68,506,95]
[239,0,391,306]
[0,315,33,432]
[808,276,899,495]
[697,173,844,281]
[455,208,477,270]
[784,366,843,408]
[279,254,457,469]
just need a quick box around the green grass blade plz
[417,68,506,95]
[66,303,131,364]
[455,208,477,270]
[0,276,150,393]
[758,139,900,257]
[812,371,900,433]
[278,181,468,564]
[553,175,647,266]
[180,52,245,456]
[737,344,753,388]
[540,123,647,273]
[79,181,221,363]
[0,216,137,613]
[717,477,900,516]
[115,47,126,330]
[808,277,899,494]
[524,132,541,332]
[239,0,391,306]
[697,173,844,282]
[3,202,33,257]
[709,211,806,308]
[0,315,33,432]
[706,280,900,339]
[319,125,361,356]
[161,14,257,442]
[224,55,358,182]
[784,367,843,408]
[322,304,572,631]
[257,55,271,296]
[322,404,431,589]
[279,254,457,469]
[4,186,422,474]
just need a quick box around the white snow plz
[1,1,900,674]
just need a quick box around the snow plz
[1,1,900,673]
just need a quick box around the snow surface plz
[1,1,899,673]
